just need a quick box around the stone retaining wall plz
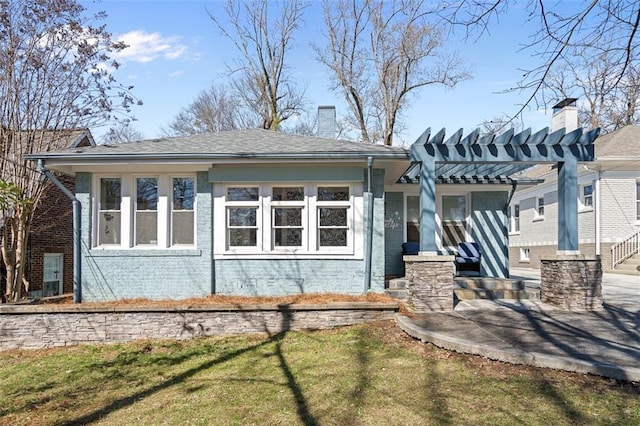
[0,303,399,350]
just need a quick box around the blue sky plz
[84,0,554,145]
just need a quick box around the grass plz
[0,321,638,425]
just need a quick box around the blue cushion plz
[402,242,420,255]
[456,242,481,258]
[456,256,480,264]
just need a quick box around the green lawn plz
[0,321,638,425]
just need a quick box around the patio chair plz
[455,242,481,276]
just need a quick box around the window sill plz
[90,249,202,257]
[509,231,521,236]
[532,217,545,223]
[578,207,594,214]
[215,251,361,260]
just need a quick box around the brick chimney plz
[317,106,336,139]
[551,98,578,132]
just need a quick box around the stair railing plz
[611,228,640,270]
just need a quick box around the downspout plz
[37,160,82,303]
[595,170,601,256]
[506,179,519,208]
[364,157,374,293]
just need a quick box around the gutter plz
[364,157,374,293]
[37,160,82,303]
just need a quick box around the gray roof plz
[594,125,640,158]
[29,129,407,161]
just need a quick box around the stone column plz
[540,254,603,311]
[404,255,455,312]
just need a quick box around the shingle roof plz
[29,129,407,161]
[594,125,640,158]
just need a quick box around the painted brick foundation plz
[403,255,455,312]
[540,255,603,311]
[0,303,398,350]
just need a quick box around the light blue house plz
[30,118,598,302]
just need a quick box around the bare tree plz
[0,0,138,302]
[102,120,145,144]
[161,83,259,137]
[479,115,523,136]
[316,0,470,145]
[209,0,307,131]
[442,1,640,120]
[542,45,640,133]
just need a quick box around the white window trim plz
[579,183,594,212]
[519,247,530,262]
[508,204,520,235]
[214,183,363,259]
[171,176,197,247]
[93,174,197,250]
[533,197,545,221]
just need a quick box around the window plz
[317,186,350,247]
[581,184,593,208]
[406,195,420,243]
[172,177,195,245]
[536,197,545,218]
[135,177,158,245]
[272,186,304,248]
[441,195,467,247]
[520,247,530,262]
[94,174,196,249]
[226,187,259,247]
[509,204,520,233]
[637,181,640,221]
[98,178,121,245]
[218,183,358,255]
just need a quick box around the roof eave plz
[27,151,409,163]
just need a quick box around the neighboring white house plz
[508,103,640,274]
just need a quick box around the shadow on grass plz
[64,306,320,426]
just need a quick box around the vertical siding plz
[384,192,405,277]
[471,191,509,278]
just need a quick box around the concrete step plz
[385,289,408,300]
[387,277,408,289]
[454,277,525,291]
[615,262,640,273]
[454,288,541,301]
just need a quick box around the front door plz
[43,253,63,297]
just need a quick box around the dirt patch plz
[45,292,405,310]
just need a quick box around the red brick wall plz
[27,173,74,295]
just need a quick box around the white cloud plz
[113,30,187,63]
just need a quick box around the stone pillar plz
[404,255,455,312]
[540,255,603,311]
